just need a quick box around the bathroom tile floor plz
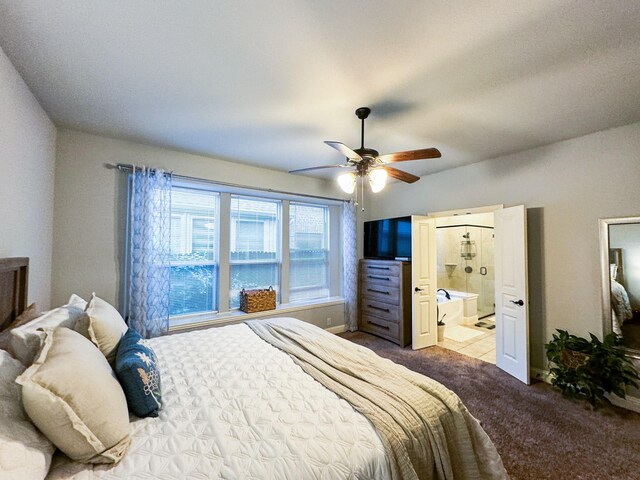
[439,316,496,364]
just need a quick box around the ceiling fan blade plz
[383,166,420,184]
[324,141,362,160]
[289,164,352,174]
[378,147,441,163]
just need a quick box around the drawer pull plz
[367,288,390,295]
[367,304,390,313]
[368,266,391,271]
[367,320,390,330]
[367,275,390,281]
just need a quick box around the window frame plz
[288,201,331,302]
[228,194,282,309]
[168,179,344,327]
[169,186,220,317]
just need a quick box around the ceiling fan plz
[289,107,441,195]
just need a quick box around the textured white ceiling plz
[1,1,639,179]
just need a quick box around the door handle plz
[367,320,390,330]
[480,267,487,275]
[510,299,524,306]
[367,288,390,295]
[367,304,390,313]
[367,275,390,281]
[414,287,424,292]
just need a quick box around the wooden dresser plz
[358,259,412,346]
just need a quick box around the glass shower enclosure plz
[436,224,495,319]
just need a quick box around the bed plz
[610,249,633,336]
[1,258,507,480]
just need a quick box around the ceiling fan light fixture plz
[368,168,387,193]
[337,172,357,194]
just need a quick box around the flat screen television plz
[364,216,412,260]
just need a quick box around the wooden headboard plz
[0,257,28,332]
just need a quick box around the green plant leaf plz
[544,328,640,408]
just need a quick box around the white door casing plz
[412,216,437,350]
[495,205,530,384]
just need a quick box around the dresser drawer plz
[360,271,400,287]
[359,314,400,340]
[361,282,400,305]
[360,261,401,277]
[361,299,401,322]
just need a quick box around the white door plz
[411,216,437,350]
[495,205,530,384]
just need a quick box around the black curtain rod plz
[105,163,347,203]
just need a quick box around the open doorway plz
[411,204,529,382]
[435,211,497,363]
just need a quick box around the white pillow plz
[74,293,128,365]
[9,295,87,366]
[16,327,131,464]
[0,349,54,479]
[0,303,39,352]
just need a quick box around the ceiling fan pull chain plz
[361,174,365,212]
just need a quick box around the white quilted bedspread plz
[47,323,390,480]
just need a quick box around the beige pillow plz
[0,349,54,479]
[10,295,87,366]
[16,327,131,464]
[74,294,128,365]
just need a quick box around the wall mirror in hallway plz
[600,216,640,357]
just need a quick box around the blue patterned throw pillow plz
[115,328,162,418]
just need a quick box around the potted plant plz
[437,313,446,343]
[545,329,640,407]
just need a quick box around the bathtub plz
[437,290,479,326]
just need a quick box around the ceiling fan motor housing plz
[354,147,379,158]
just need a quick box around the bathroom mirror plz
[600,216,640,359]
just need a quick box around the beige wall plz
[365,121,640,370]
[52,129,347,320]
[0,46,56,310]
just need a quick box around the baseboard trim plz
[530,368,640,412]
[326,324,347,334]
[530,367,553,384]
[607,393,640,413]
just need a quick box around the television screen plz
[364,216,412,260]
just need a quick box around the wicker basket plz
[239,286,276,313]
[560,349,589,370]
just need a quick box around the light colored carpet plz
[444,325,485,342]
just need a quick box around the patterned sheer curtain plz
[127,167,172,338]
[342,200,358,331]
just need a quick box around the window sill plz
[168,296,345,333]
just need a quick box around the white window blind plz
[169,188,219,316]
[289,203,330,302]
[229,195,281,308]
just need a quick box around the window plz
[164,182,341,324]
[229,196,281,308]
[169,188,219,316]
[289,203,329,302]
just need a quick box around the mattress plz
[46,323,391,479]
